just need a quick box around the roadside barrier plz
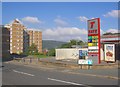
[13,58,118,69]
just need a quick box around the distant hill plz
[42,40,67,50]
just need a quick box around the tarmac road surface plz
[2,63,118,86]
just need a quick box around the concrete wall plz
[56,48,88,60]
[56,48,105,61]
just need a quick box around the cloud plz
[54,17,68,27]
[103,10,120,18]
[27,28,42,32]
[42,27,87,42]
[22,16,42,23]
[100,29,105,35]
[78,16,89,22]
[8,18,23,25]
[106,29,119,33]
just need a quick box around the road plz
[2,63,118,86]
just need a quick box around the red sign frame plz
[88,18,101,64]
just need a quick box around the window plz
[10,32,12,35]
[10,47,12,50]
[16,32,19,34]
[10,44,12,46]
[10,28,12,31]
[10,40,12,43]
[10,51,13,54]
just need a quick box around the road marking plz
[13,70,35,76]
[48,78,83,85]
[5,62,9,64]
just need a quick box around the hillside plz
[42,40,67,50]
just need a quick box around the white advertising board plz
[104,44,115,62]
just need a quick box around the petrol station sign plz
[88,18,101,64]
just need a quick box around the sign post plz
[88,18,101,64]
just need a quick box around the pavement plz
[2,62,119,86]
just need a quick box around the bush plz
[48,49,55,56]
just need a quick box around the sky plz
[2,2,119,42]
[2,0,120,2]
[0,2,1,25]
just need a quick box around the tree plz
[60,43,72,48]
[60,39,86,48]
[28,43,38,55]
[70,39,84,45]
[78,40,84,46]
[48,48,55,56]
[70,39,77,45]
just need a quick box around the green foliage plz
[35,54,48,58]
[48,48,55,56]
[70,39,77,45]
[60,43,71,48]
[27,43,38,55]
[60,39,86,48]
[47,39,87,56]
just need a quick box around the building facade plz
[101,33,120,43]
[27,29,42,53]
[5,19,42,55]
[101,33,120,61]
[1,25,11,61]
[9,19,29,54]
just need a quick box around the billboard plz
[88,18,100,64]
[104,44,115,62]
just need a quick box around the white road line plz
[13,70,35,76]
[48,78,83,85]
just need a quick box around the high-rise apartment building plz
[9,19,28,54]
[27,29,42,53]
[6,19,42,54]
